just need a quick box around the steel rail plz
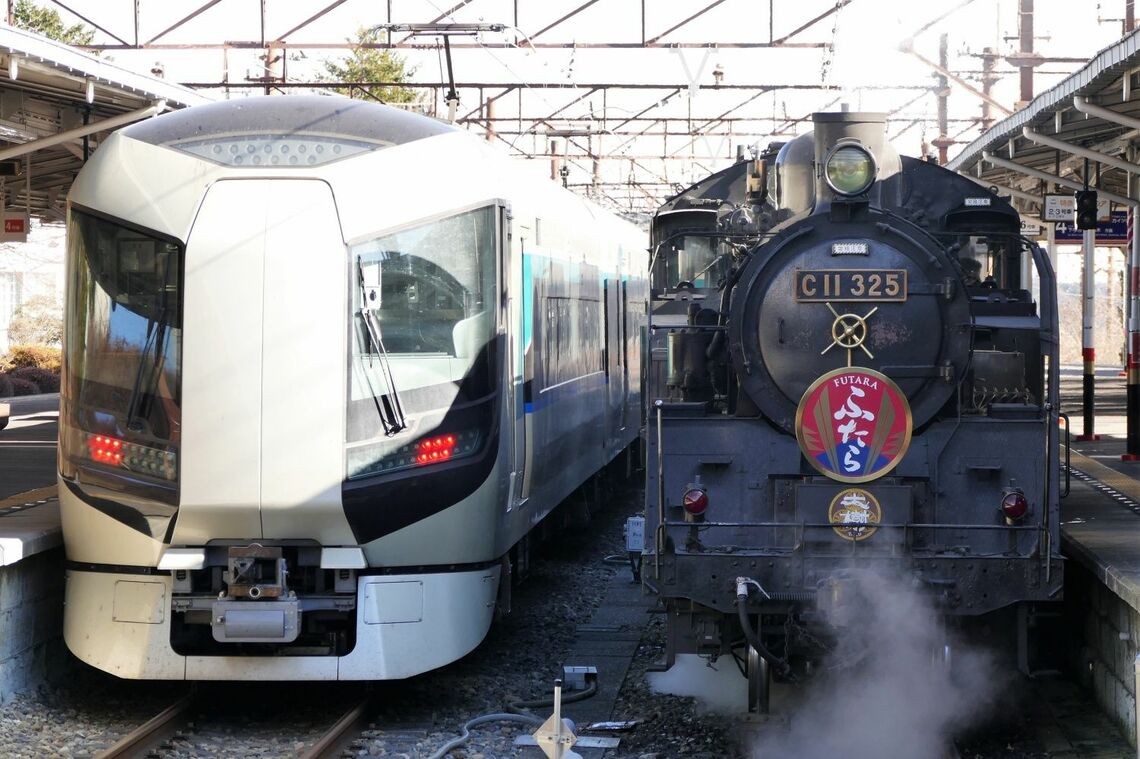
[299,697,374,759]
[94,692,196,758]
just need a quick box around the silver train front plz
[60,96,646,679]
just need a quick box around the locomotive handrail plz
[654,401,665,581]
[660,519,1043,530]
[1059,412,1071,498]
[1023,234,1062,585]
[656,519,1046,561]
[649,324,727,332]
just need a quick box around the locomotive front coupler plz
[223,545,288,600]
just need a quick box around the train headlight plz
[1000,488,1029,524]
[824,144,876,196]
[170,134,379,168]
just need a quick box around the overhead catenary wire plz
[420,0,682,201]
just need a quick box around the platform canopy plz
[0,24,210,224]
[947,28,1140,216]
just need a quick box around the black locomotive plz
[643,112,1062,711]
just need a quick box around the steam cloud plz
[753,571,1000,759]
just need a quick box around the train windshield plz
[346,206,497,479]
[960,234,1021,290]
[60,210,182,499]
[654,234,719,290]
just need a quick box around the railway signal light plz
[1075,189,1098,230]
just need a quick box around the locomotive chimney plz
[811,112,900,209]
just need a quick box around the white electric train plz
[60,95,646,680]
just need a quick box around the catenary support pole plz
[1128,199,1140,458]
[1079,227,1100,441]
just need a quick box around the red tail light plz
[82,431,177,481]
[88,434,124,465]
[415,434,457,466]
[682,487,709,516]
[1001,489,1029,522]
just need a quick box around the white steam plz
[647,653,749,715]
[754,571,999,759]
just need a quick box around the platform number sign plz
[0,212,27,242]
[1042,194,1074,222]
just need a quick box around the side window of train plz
[539,259,602,389]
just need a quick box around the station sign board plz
[1020,218,1042,238]
[0,211,27,242]
[1054,209,1129,245]
[1042,193,1074,222]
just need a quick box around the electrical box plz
[624,515,645,552]
[562,665,597,691]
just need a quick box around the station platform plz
[0,395,63,700]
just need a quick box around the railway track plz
[92,685,378,759]
[93,689,485,758]
[94,691,198,758]
[298,696,375,759]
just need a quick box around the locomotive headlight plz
[824,144,876,196]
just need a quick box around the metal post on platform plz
[1079,226,1100,441]
[1046,211,1057,278]
[1135,652,1140,757]
[1127,199,1140,459]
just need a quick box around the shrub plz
[7,377,39,396]
[0,374,11,398]
[2,344,62,372]
[6,294,62,346]
[9,366,59,393]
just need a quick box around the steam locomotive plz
[642,112,1062,711]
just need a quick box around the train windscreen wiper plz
[356,256,407,435]
[124,317,163,433]
[124,264,175,434]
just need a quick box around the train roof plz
[121,95,459,167]
[656,161,749,216]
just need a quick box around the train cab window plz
[346,206,497,480]
[655,235,718,290]
[961,235,1023,293]
[60,209,183,500]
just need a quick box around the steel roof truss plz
[1021,127,1140,175]
[981,150,1134,205]
[0,100,165,163]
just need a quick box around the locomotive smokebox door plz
[729,225,972,431]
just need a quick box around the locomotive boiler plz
[643,111,1062,711]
